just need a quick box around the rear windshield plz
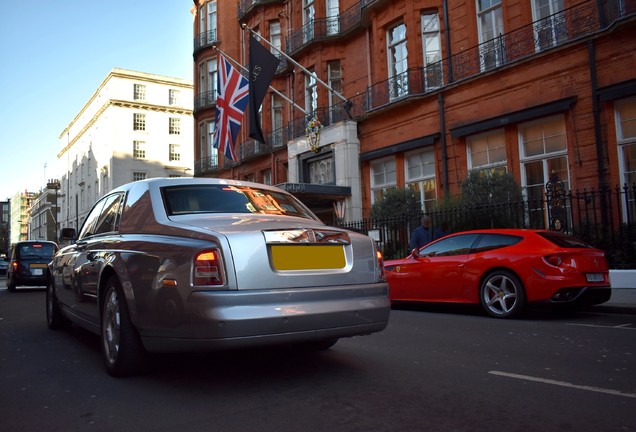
[16,243,57,259]
[537,231,593,248]
[161,184,317,219]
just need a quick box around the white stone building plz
[57,68,194,232]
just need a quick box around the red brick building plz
[191,0,636,225]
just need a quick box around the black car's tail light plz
[194,249,225,286]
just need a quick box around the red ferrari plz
[384,229,611,318]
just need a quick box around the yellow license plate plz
[30,263,47,268]
[270,245,346,270]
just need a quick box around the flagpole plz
[212,45,307,116]
[241,24,350,105]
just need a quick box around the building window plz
[387,22,408,100]
[303,0,315,42]
[198,58,218,105]
[326,0,340,35]
[308,155,335,185]
[371,157,397,203]
[169,144,181,162]
[615,96,636,221]
[305,69,318,116]
[134,84,146,101]
[199,0,217,45]
[133,172,147,182]
[406,149,437,211]
[133,141,146,159]
[271,94,284,147]
[262,169,272,185]
[467,129,507,172]
[328,60,343,122]
[270,21,281,56]
[519,115,569,227]
[133,113,146,131]
[421,13,443,89]
[532,0,565,51]
[169,118,181,135]
[169,89,180,106]
[477,0,504,71]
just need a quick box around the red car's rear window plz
[537,232,593,248]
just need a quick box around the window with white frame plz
[133,141,146,159]
[198,58,217,105]
[199,120,218,163]
[371,157,397,203]
[406,148,437,211]
[262,169,272,185]
[133,113,146,131]
[169,89,179,106]
[614,96,636,221]
[199,0,217,45]
[387,22,408,100]
[134,84,146,101]
[477,0,504,71]
[328,60,343,122]
[326,0,340,35]
[169,117,181,135]
[532,0,565,51]
[467,129,507,173]
[303,0,315,42]
[270,21,281,56]
[519,115,569,228]
[169,144,181,162]
[421,13,443,89]
[271,94,284,147]
[133,172,147,182]
[305,69,318,116]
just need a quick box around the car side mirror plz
[410,248,419,258]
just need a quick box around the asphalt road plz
[1,283,635,432]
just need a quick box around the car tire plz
[7,278,16,292]
[101,276,145,377]
[46,278,69,330]
[479,270,526,319]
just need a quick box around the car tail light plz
[543,254,563,267]
[377,247,386,281]
[193,249,225,286]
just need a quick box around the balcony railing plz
[194,29,218,55]
[194,154,219,176]
[194,90,218,113]
[238,0,286,21]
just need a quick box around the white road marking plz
[565,322,636,330]
[488,371,636,399]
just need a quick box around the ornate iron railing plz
[339,183,636,267]
[238,0,286,21]
[193,29,218,55]
[194,90,218,113]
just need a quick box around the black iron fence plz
[338,184,636,268]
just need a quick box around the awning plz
[276,183,351,211]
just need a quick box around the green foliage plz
[457,170,525,230]
[371,187,421,220]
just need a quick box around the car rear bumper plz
[10,275,48,287]
[138,283,391,353]
[547,285,612,305]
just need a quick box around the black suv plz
[6,241,58,292]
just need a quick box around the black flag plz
[248,34,280,143]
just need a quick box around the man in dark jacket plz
[410,215,433,251]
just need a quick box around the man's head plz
[421,215,431,228]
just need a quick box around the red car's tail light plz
[194,249,225,286]
[543,254,563,267]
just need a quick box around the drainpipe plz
[438,93,449,197]
[443,0,453,83]
[588,41,607,189]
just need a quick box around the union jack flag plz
[213,55,250,161]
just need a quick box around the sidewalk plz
[588,288,636,315]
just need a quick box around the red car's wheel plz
[479,270,526,318]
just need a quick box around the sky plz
[0,0,194,201]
